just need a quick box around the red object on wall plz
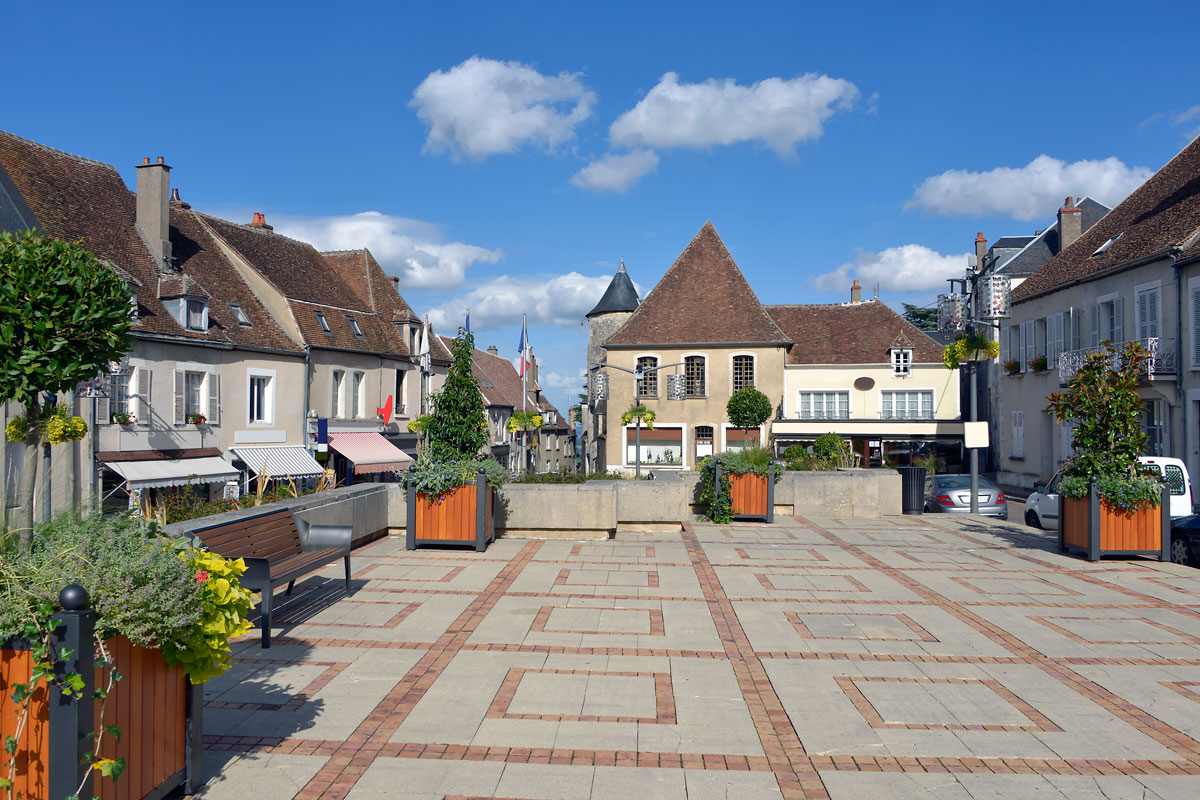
[377,395,393,424]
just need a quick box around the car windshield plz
[1046,472,1061,494]
[934,476,996,490]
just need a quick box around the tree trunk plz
[16,395,40,548]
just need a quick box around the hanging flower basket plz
[943,333,999,369]
[185,412,207,425]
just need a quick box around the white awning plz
[328,432,412,475]
[229,445,324,478]
[104,456,241,490]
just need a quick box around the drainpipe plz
[1174,252,1185,465]
[303,345,312,452]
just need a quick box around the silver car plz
[924,475,1008,519]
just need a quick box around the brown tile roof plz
[322,249,421,325]
[766,301,944,365]
[1013,136,1200,302]
[605,221,790,346]
[439,337,554,418]
[0,130,300,352]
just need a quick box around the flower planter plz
[406,469,496,551]
[717,462,775,523]
[1,605,202,799]
[1060,482,1170,562]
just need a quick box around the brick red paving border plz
[1030,615,1200,646]
[485,668,676,724]
[206,661,349,712]
[530,605,665,636]
[755,571,871,594]
[736,547,829,562]
[554,567,661,588]
[786,611,938,642]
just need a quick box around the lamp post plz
[591,360,686,477]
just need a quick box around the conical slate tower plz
[584,260,640,472]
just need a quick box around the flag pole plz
[521,314,528,472]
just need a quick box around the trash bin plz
[897,466,927,516]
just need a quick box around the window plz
[724,426,760,451]
[1093,295,1124,345]
[347,316,364,338]
[249,374,272,423]
[1012,411,1025,459]
[1021,320,1035,371]
[1091,232,1123,256]
[1058,420,1074,462]
[798,391,849,419]
[626,425,683,466]
[1048,313,1066,368]
[185,298,207,331]
[184,371,205,418]
[1136,283,1161,340]
[732,355,754,392]
[331,369,345,417]
[316,312,331,334]
[107,367,133,421]
[351,371,365,418]
[881,390,933,419]
[890,348,912,378]
[636,356,658,398]
[1192,283,1200,367]
[684,356,706,397]
[229,303,251,326]
[395,370,405,413]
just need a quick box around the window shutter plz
[208,374,220,426]
[137,368,151,424]
[95,388,109,425]
[1113,296,1124,343]
[1148,288,1159,339]
[1000,327,1009,364]
[174,370,185,425]
[1090,303,1099,346]
[1070,307,1081,350]
[1012,411,1024,459]
[1193,288,1200,367]
[1137,291,1149,340]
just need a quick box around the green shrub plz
[698,448,781,523]
[404,456,505,500]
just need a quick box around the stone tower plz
[584,260,640,472]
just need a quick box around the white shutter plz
[1022,320,1035,371]
[1113,296,1124,343]
[1148,287,1160,339]
[174,370,185,425]
[1137,291,1150,340]
[1193,288,1200,367]
[136,368,150,424]
[1012,411,1025,459]
[95,387,109,425]
[1070,307,1081,350]
[1001,327,1009,364]
[1091,303,1100,346]
[207,373,220,426]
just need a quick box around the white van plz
[1023,456,1193,530]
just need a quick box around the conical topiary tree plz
[425,328,488,461]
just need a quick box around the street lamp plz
[590,360,686,477]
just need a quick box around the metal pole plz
[634,369,642,477]
[969,361,979,513]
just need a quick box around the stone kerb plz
[164,483,390,547]
[495,483,616,539]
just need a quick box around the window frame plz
[351,370,366,419]
[1135,279,1162,341]
[229,303,252,326]
[247,368,275,425]
[683,354,706,398]
[797,389,850,420]
[347,315,365,339]
[889,348,912,378]
[879,388,935,420]
[636,354,659,399]
[331,369,346,418]
[315,311,332,335]
[184,298,208,332]
[731,354,755,393]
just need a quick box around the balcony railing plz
[879,410,934,420]
[1057,337,1176,384]
[796,412,850,420]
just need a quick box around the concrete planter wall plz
[1061,482,1169,562]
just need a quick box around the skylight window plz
[315,311,331,334]
[1091,232,1123,257]
[229,303,251,326]
[347,316,364,338]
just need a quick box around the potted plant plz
[700,446,781,523]
[404,329,504,551]
[185,412,207,425]
[111,411,135,426]
[1,513,255,798]
[1003,359,1021,375]
[1047,341,1168,561]
[1028,355,1048,372]
[943,331,1000,369]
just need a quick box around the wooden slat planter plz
[716,462,775,523]
[0,602,202,800]
[1060,482,1170,562]
[406,469,496,551]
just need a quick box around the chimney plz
[487,345,499,356]
[136,156,172,270]
[248,212,273,231]
[168,187,190,210]
[850,279,861,303]
[974,232,988,270]
[388,275,400,289]
[1058,197,1082,251]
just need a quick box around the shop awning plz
[328,432,412,475]
[229,445,324,478]
[104,456,240,490]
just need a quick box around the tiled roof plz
[0,130,300,352]
[322,249,421,325]
[586,261,640,317]
[605,221,790,346]
[766,301,944,365]
[1013,138,1200,301]
[989,198,1110,278]
[441,337,554,418]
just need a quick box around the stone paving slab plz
[197,513,1200,799]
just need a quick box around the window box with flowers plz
[1028,355,1049,372]
[111,411,136,426]
[1003,360,1021,376]
[185,412,207,425]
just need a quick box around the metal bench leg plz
[260,588,272,649]
[344,555,352,595]
[285,580,296,596]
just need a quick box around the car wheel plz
[1170,535,1193,566]
[1025,510,1041,529]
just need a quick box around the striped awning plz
[229,445,324,478]
[328,432,412,475]
[104,456,240,490]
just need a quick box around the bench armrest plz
[299,521,352,552]
[241,557,271,589]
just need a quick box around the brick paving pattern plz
[195,515,1200,799]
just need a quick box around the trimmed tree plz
[0,230,132,546]
[726,387,772,450]
[425,328,488,461]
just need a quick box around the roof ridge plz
[0,129,117,170]
[193,209,326,250]
[319,248,369,255]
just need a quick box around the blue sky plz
[4,0,1199,410]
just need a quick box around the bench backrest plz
[192,508,303,563]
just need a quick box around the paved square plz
[198,514,1200,799]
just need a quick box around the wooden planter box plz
[406,470,496,552]
[716,462,775,523]
[1060,483,1170,562]
[1,607,201,799]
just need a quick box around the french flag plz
[517,315,530,377]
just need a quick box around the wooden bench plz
[192,508,353,648]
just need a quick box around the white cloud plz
[570,150,660,193]
[812,245,972,294]
[609,71,859,155]
[427,272,632,331]
[539,369,586,392]
[906,155,1152,221]
[1172,105,1200,126]
[272,211,502,291]
[410,56,595,161]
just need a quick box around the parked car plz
[924,474,1008,519]
[1025,456,1194,530]
[1169,515,1200,565]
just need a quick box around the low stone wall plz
[164,484,390,548]
[776,469,902,519]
